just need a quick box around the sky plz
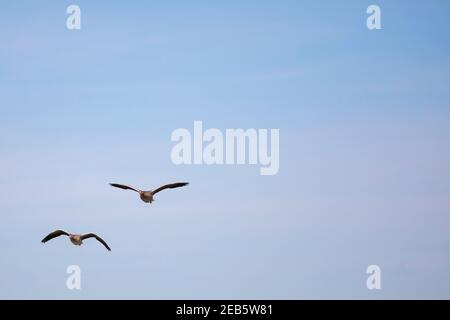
[1,0,450,299]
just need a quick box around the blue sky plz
[1,0,450,299]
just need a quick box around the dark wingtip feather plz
[110,183,130,190]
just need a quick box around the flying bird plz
[41,230,111,251]
[109,182,189,204]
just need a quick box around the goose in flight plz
[109,182,189,204]
[41,230,111,251]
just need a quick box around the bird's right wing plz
[152,182,189,195]
[81,233,111,251]
[41,230,69,243]
[109,183,141,193]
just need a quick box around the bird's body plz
[41,230,111,251]
[110,182,188,204]
[69,234,83,246]
[140,191,154,203]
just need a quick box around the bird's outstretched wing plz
[109,183,141,193]
[41,230,69,243]
[81,233,111,251]
[152,182,189,195]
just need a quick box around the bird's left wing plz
[41,230,69,243]
[110,183,141,193]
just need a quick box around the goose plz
[109,182,189,204]
[41,230,111,251]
